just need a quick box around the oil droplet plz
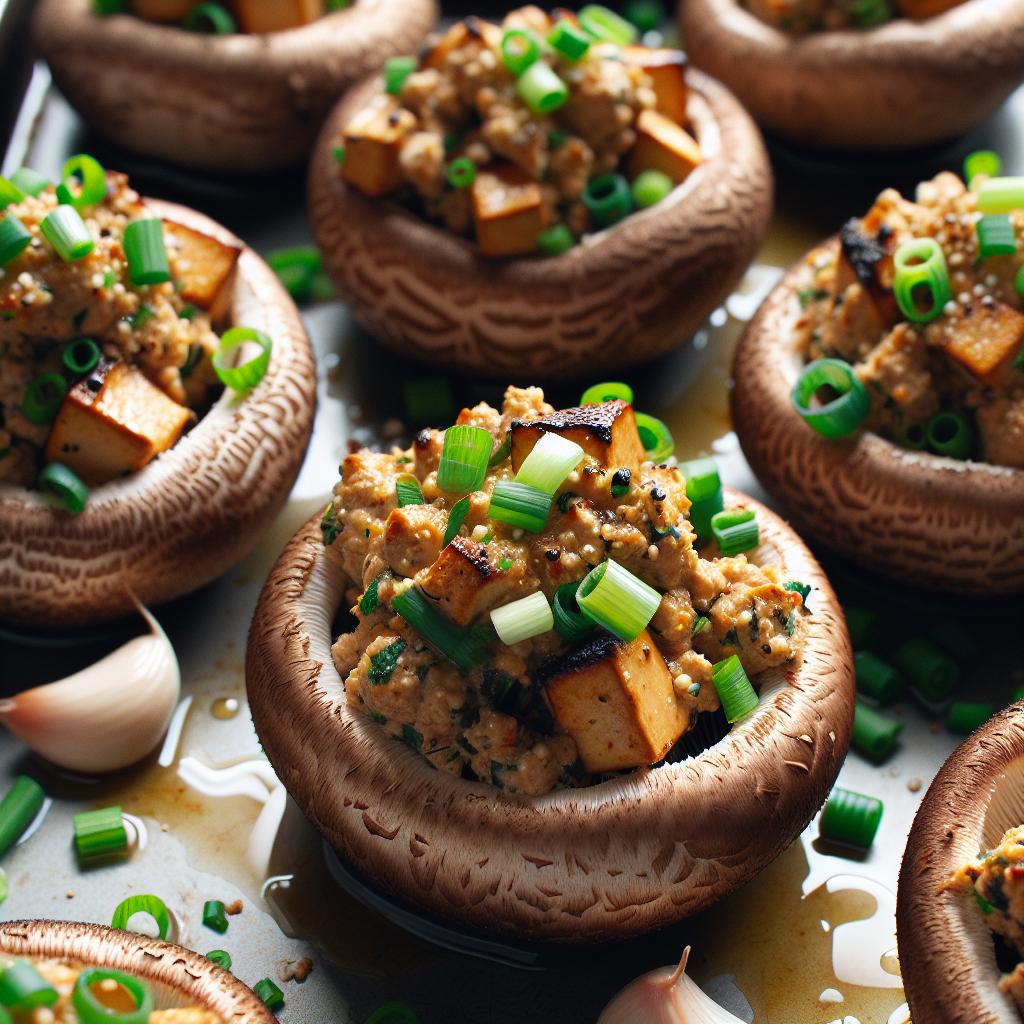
[820,989,844,1004]
[211,697,241,720]
[880,949,901,978]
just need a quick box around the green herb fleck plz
[402,724,424,752]
[129,304,154,330]
[368,710,387,725]
[396,456,413,464]
[498,557,512,571]
[722,626,740,648]
[180,342,203,379]
[445,748,461,763]
[359,572,385,615]
[797,288,829,309]
[692,614,710,636]
[784,580,811,602]
[321,503,340,546]
[368,638,406,685]
[332,145,346,164]
[178,303,198,321]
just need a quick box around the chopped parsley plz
[368,638,406,685]
[692,614,710,636]
[368,710,387,725]
[179,342,204,379]
[784,580,812,603]
[722,626,740,648]
[358,571,385,614]
[321,503,340,546]
[402,724,423,752]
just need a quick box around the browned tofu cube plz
[835,218,901,327]
[623,47,689,126]
[45,360,192,486]
[471,164,545,259]
[232,0,324,33]
[129,0,195,21]
[626,109,701,185]
[418,536,523,626]
[162,219,241,320]
[384,503,446,577]
[542,631,685,773]
[510,400,647,473]
[945,301,1024,388]
[893,0,962,16]
[341,98,417,199]
[421,18,502,70]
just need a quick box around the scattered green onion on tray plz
[852,700,903,764]
[253,978,285,1010]
[203,899,229,934]
[111,893,171,940]
[0,776,45,859]
[892,636,959,703]
[366,1003,421,1024]
[206,950,232,971]
[947,701,995,735]
[819,787,883,850]
[854,651,905,706]
[843,606,880,650]
[73,805,127,861]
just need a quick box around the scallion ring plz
[38,462,90,514]
[578,3,637,44]
[854,650,905,706]
[206,950,232,971]
[0,962,58,1012]
[442,496,471,546]
[582,173,633,229]
[516,61,569,115]
[900,422,928,450]
[976,176,1024,214]
[849,0,892,26]
[55,154,106,211]
[62,337,101,376]
[501,28,539,75]
[819,787,882,850]
[514,432,583,494]
[852,700,902,763]
[384,55,418,95]
[790,358,870,438]
[487,480,553,533]
[892,237,951,323]
[0,214,32,266]
[395,473,424,507]
[576,559,661,642]
[72,968,152,1024]
[547,19,590,59]
[446,156,476,189]
[925,411,973,460]
[110,893,171,939]
[632,169,673,209]
[22,373,67,425]
[947,701,995,735]
[491,591,554,646]
[634,411,674,461]
[976,213,1016,259]
[253,979,284,1011]
[552,581,593,643]
[437,424,491,493]
[123,218,170,286]
[711,654,758,723]
[41,205,94,261]
[580,381,634,406]
[892,636,959,702]
[73,806,127,861]
[964,149,1001,186]
[536,223,575,256]
[212,327,272,393]
[710,508,759,557]
[203,899,229,934]
[182,2,236,33]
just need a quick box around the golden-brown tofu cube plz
[341,97,417,199]
[626,109,701,185]
[162,219,241,320]
[510,400,647,473]
[892,0,962,16]
[45,360,192,486]
[623,47,689,126]
[945,301,1024,388]
[471,164,546,259]
[418,536,524,626]
[231,0,324,33]
[129,0,195,21]
[384,503,446,577]
[835,218,901,327]
[542,631,684,773]
[421,18,503,70]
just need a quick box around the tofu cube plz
[623,47,689,125]
[510,400,647,472]
[835,218,901,326]
[232,0,324,33]
[129,0,196,21]
[162,219,241,320]
[45,360,192,486]
[341,97,417,199]
[384,503,446,577]
[626,109,701,185]
[542,631,685,773]
[945,301,1024,388]
[421,18,503,70]
[471,164,546,259]
[418,535,523,626]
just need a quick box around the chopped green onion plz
[791,358,870,438]
[976,214,1016,259]
[39,462,90,514]
[0,777,45,858]
[488,480,552,533]
[892,238,951,323]
[491,592,553,646]
[632,169,673,209]
[129,304,154,330]
[183,2,236,33]
[622,0,664,31]
[552,581,594,643]
[582,173,633,229]
[576,559,661,642]
[0,962,58,1011]
[977,891,995,915]
[62,337,101,376]
[1016,265,1024,299]
[206,950,232,971]
[692,613,710,636]
[437,424,492,493]
[396,474,424,507]
[711,654,758,723]
[679,456,723,545]
[893,636,959,702]
[501,28,539,74]
[964,150,1001,186]
[366,1005,421,1024]
[784,580,811,603]
[253,979,284,1010]
[819,787,882,850]
[923,621,977,663]
[267,246,322,304]
[850,0,892,26]
[203,899,229,934]
[976,176,1024,213]
[72,968,151,1024]
[74,806,127,861]
[22,373,67,425]
[402,376,454,428]
[332,145,346,164]
[710,508,759,557]
[358,573,384,615]
[212,327,272,392]
[578,4,637,44]
[580,381,633,406]
[852,700,902,763]
[516,61,569,115]
[537,223,575,255]
[489,433,512,466]
[446,157,476,189]
[123,219,170,286]
[854,651,905,706]
[385,56,418,95]
[391,585,490,672]
[443,496,471,546]
[0,177,23,210]
[926,411,973,460]
[9,167,50,196]
[55,154,106,211]
[635,411,674,462]
[111,894,171,939]
[41,205,94,261]
[514,432,583,493]
[0,214,32,266]
[900,422,928,450]
[843,606,880,650]
[947,701,994,735]
[547,19,590,59]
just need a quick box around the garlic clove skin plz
[597,949,747,1024]
[0,603,181,773]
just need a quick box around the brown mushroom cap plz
[0,200,316,627]
[32,0,438,172]
[306,69,773,379]
[679,0,1024,151]
[246,488,854,942]
[0,919,274,1022]
[898,703,1024,1024]
[731,242,1024,595]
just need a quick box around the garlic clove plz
[0,602,181,773]
[597,948,748,1024]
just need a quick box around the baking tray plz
[1,2,1023,1020]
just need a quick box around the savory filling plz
[335,6,702,258]
[743,0,966,32]
[325,385,808,796]
[793,162,1024,468]
[0,155,269,511]
[93,0,347,34]
[949,825,1024,1015]
[0,957,221,1022]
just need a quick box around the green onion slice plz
[41,205,94,261]
[443,496,471,546]
[111,894,171,939]
[514,432,583,494]
[0,962,58,1011]
[22,373,68,425]
[547,19,590,59]
[391,585,490,672]
[206,950,232,971]
[580,381,634,406]
[632,169,673,209]
[892,636,959,702]
[516,61,569,115]
[437,424,491,493]
[0,777,45,859]
[819,787,883,850]
[501,28,539,74]
[9,167,51,196]
[976,213,1016,259]
[552,581,594,643]
[396,474,424,507]
[964,149,1001,186]
[692,613,710,636]
[123,219,170,286]
[203,899,229,934]
[947,701,994,735]
[582,172,633,229]
[490,591,554,646]
[710,508,759,557]
[711,654,758,723]
[925,411,973,460]
[488,432,512,467]
[446,156,476,189]
[403,376,455,428]
[183,2,236,33]
[854,651,905,706]
[358,572,384,615]
[0,177,23,211]
[537,223,575,256]
[212,327,273,392]
[623,0,663,31]
[900,422,928,450]
[790,358,870,438]
[62,337,101,376]
[892,237,951,323]
[74,805,127,860]
[852,700,903,764]
[635,411,674,461]
[38,462,90,514]
[253,979,284,1010]
[578,4,637,44]
[576,559,661,642]
[976,176,1024,213]
[680,457,723,545]
[366,1004,421,1024]
[72,968,152,1024]
[384,55,418,95]
[843,606,880,650]
[488,480,552,533]
[55,154,106,211]
[0,214,32,266]
[267,246,323,304]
